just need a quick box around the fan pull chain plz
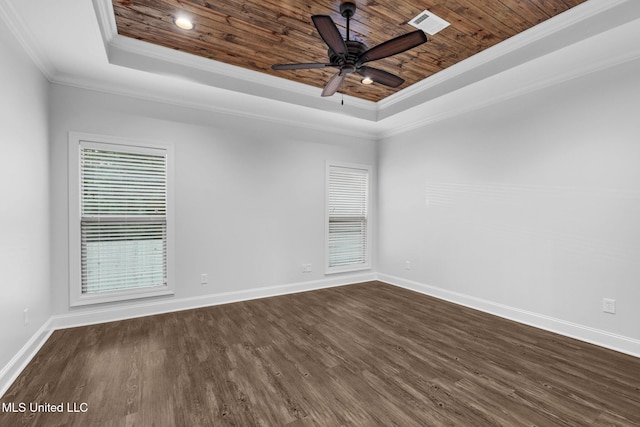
[341,94,344,105]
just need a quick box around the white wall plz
[3,3,639,395]
[49,84,377,317]
[378,57,640,353]
[0,23,51,369]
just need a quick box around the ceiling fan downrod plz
[340,2,356,41]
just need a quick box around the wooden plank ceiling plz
[112,0,587,102]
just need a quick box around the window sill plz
[70,287,174,307]
[325,264,371,275]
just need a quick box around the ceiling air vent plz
[409,10,450,35]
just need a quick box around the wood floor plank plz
[1,281,639,426]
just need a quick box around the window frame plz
[68,132,175,306]
[325,161,372,274]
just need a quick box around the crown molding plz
[106,33,377,119]
[92,0,329,101]
[4,0,637,140]
[0,0,56,79]
[90,0,638,132]
[379,16,640,139]
[92,0,377,121]
[377,0,632,120]
[51,71,380,140]
[91,0,116,53]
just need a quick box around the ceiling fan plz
[271,1,428,97]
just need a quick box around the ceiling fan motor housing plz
[329,40,366,70]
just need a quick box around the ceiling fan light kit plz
[271,1,428,97]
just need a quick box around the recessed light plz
[361,76,374,85]
[174,16,194,30]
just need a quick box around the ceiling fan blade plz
[357,66,404,88]
[357,30,427,65]
[272,63,334,70]
[311,15,348,59]
[321,70,347,97]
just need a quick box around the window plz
[69,133,174,306]
[326,162,371,273]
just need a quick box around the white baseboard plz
[0,319,55,398]
[1,272,376,397]
[4,271,637,398]
[378,273,640,358]
[50,272,376,330]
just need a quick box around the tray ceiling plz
[111,0,587,103]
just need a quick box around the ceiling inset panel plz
[112,0,587,102]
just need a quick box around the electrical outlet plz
[404,260,411,270]
[302,263,312,273]
[200,273,208,285]
[23,308,29,326]
[602,298,616,314]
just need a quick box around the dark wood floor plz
[1,281,639,426]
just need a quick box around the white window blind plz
[327,164,370,271]
[80,145,167,294]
